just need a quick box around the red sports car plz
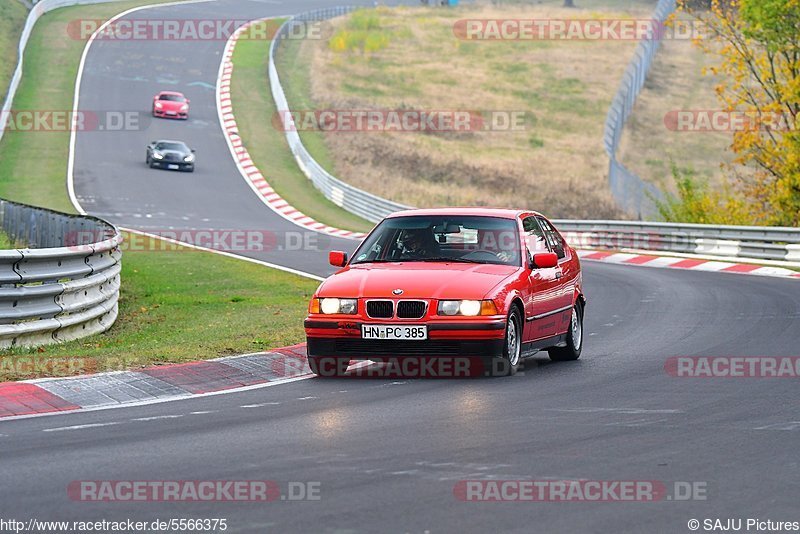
[305,208,585,377]
[152,91,189,119]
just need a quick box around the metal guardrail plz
[269,7,411,223]
[554,220,800,263]
[1,0,135,144]
[0,199,122,349]
[603,0,676,218]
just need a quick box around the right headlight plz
[152,151,163,160]
[437,300,498,316]
[317,298,358,315]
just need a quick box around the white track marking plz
[121,227,324,281]
[43,422,120,432]
[132,415,184,421]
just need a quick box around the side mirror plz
[191,149,196,153]
[329,251,348,267]
[532,252,558,269]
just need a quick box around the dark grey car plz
[146,140,195,172]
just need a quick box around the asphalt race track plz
[4,1,799,533]
[2,263,800,532]
[71,0,397,277]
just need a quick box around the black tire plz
[308,356,348,377]
[145,154,150,165]
[489,306,523,377]
[548,302,583,362]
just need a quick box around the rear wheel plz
[308,356,348,377]
[489,307,523,377]
[548,302,583,362]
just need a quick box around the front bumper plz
[151,159,194,171]
[153,109,188,119]
[305,318,506,359]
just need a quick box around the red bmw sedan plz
[305,208,585,377]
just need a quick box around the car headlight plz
[152,151,163,160]
[184,154,195,162]
[317,298,358,315]
[437,300,498,316]
[155,102,163,109]
[180,104,189,111]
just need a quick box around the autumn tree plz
[681,0,800,226]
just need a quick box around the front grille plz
[366,300,393,318]
[397,300,426,319]
[164,153,181,162]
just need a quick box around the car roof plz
[157,91,185,96]
[386,207,542,220]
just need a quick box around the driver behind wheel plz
[398,228,439,259]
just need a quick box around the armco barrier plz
[0,199,122,348]
[554,220,800,263]
[269,7,410,223]
[0,0,142,144]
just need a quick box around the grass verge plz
[231,29,373,233]
[0,0,29,105]
[0,233,319,382]
[0,2,322,381]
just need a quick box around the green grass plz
[0,233,320,381]
[0,2,326,381]
[0,0,28,105]
[0,230,14,249]
[232,31,373,233]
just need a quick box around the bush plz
[654,164,755,225]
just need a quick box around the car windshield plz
[351,215,521,266]
[155,142,186,151]
[159,94,185,102]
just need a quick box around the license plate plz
[168,164,179,170]
[362,324,427,341]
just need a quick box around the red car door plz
[521,216,563,341]
[537,216,575,336]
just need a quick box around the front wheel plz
[548,302,583,362]
[489,307,523,377]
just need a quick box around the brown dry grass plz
[290,3,665,219]
[618,14,733,193]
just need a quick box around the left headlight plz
[315,297,358,315]
[180,104,189,111]
[184,154,195,162]
[437,299,498,316]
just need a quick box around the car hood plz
[319,262,520,300]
